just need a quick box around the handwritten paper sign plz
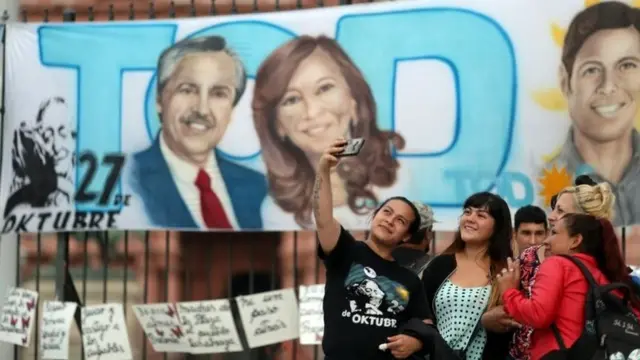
[298,284,325,345]
[178,299,243,354]
[0,287,38,347]
[236,289,299,348]
[40,301,77,359]
[81,304,133,360]
[133,303,188,353]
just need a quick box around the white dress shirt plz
[159,135,239,229]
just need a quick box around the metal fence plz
[16,231,289,360]
[12,228,634,360]
[2,0,637,359]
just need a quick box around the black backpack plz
[547,255,640,360]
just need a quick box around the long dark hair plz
[445,192,513,307]
[562,213,640,310]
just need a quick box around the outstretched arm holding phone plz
[313,139,347,255]
[314,138,434,360]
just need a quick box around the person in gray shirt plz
[545,1,640,227]
[392,201,436,278]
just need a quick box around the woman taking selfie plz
[313,139,432,360]
[497,214,640,359]
[421,192,514,360]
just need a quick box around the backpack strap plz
[556,255,599,287]
[557,255,633,305]
[551,324,567,350]
[552,254,638,351]
[549,256,591,352]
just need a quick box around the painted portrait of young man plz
[545,1,640,227]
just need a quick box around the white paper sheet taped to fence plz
[133,303,188,353]
[0,287,38,347]
[40,301,77,360]
[81,303,133,360]
[236,288,299,348]
[178,299,243,354]
[298,284,325,345]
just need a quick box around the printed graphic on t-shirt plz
[609,349,640,359]
[342,263,410,328]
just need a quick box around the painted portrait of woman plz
[252,35,411,230]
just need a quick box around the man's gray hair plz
[156,35,247,106]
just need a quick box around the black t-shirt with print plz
[318,227,432,360]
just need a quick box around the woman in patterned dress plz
[421,192,515,360]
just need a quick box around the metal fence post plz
[54,232,83,330]
[0,235,17,359]
[0,0,20,358]
[622,227,627,263]
[50,9,87,340]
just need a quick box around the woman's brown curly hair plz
[252,35,405,228]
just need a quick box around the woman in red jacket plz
[497,213,640,360]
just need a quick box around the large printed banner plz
[3,0,640,233]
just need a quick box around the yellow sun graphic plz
[532,0,640,131]
[538,165,573,207]
[395,286,409,302]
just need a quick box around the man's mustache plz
[180,112,216,128]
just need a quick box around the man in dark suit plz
[129,35,267,230]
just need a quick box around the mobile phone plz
[336,138,366,157]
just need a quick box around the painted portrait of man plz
[4,97,76,217]
[545,1,640,227]
[129,35,267,230]
[252,35,412,231]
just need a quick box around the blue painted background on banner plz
[37,6,534,216]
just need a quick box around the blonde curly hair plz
[557,182,615,220]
